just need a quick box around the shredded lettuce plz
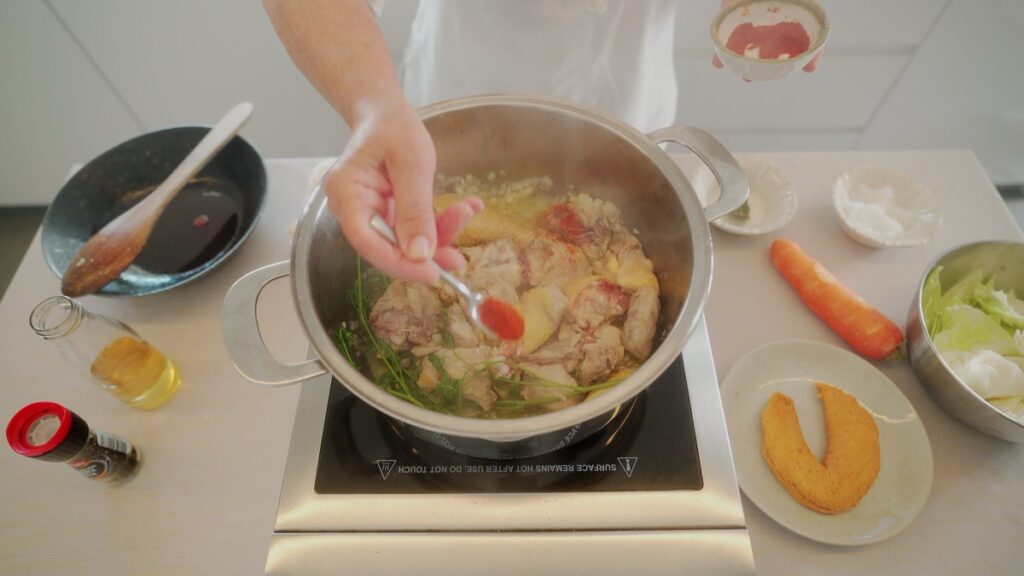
[936,269,985,312]
[921,266,944,334]
[931,304,1021,357]
[973,277,1024,330]
[923,266,1024,424]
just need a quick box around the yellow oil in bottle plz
[90,337,181,409]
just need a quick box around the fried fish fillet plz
[761,383,881,514]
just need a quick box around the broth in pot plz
[335,174,661,419]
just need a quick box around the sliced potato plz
[520,286,564,354]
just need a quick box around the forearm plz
[263,0,405,126]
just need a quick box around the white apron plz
[399,0,679,132]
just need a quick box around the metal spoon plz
[61,102,254,297]
[369,214,524,341]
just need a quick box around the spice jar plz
[29,296,181,410]
[6,402,142,484]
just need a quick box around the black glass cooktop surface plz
[314,355,702,494]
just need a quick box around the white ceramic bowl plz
[711,0,830,82]
[692,157,797,235]
[832,167,941,248]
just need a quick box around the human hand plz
[325,99,483,284]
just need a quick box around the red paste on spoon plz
[726,20,811,59]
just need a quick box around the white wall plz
[1,0,1021,206]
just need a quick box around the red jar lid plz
[6,402,75,458]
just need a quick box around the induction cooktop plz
[266,316,753,576]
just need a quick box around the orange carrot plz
[770,239,904,360]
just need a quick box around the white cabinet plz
[49,0,350,162]
[0,1,139,205]
[675,55,908,131]
[858,0,1024,184]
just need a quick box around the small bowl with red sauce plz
[711,0,829,82]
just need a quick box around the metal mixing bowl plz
[906,240,1024,443]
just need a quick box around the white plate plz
[720,340,933,546]
[692,157,797,235]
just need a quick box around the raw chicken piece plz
[417,358,440,391]
[522,327,583,373]
[420,347,500,411]
[606,227,659,291]
[554,194,621,260]
[523,235,590,288]
[578,325,625,385]
[411,343,442,357]
[565,277,630,330]
[369,280,442,351]
[445,303,480,348]
[462,238,524,289]
[519,362,584,412]
[461,376,499,413]
[622,285,660,360]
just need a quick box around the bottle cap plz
[6,402,89,462]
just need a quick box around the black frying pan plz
[42,126,266,297]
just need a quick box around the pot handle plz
[648,126,749,221]
[221,260,327,386]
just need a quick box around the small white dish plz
[720,340,933,546]
[832,167,941,248]
[711,0,830,82]
[693,157,797,235]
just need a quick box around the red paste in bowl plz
[726,20,811,60]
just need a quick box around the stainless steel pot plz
[222,95,747,458]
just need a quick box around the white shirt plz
[399,0,679,132]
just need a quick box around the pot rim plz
[290,94,714,442]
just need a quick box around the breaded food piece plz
[760,383,881,514]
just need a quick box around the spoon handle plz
[148,102,254,211]
[367,214,474,300]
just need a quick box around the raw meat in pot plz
[519,362,584,412]
[462,238,524,290]
[565,277,631,331]
[608,227,659,291]
[523,235,590,288]
[419,347,500,411]
[347,176,665,420]
[369,280,442,351]
[623,285,660,360]
[553,194,620,260]
[445,303,480,348]
[577,325,625,386]
[521,327,583,373]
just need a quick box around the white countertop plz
[1,152,1022,575]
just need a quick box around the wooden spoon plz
[61,102,254,297]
